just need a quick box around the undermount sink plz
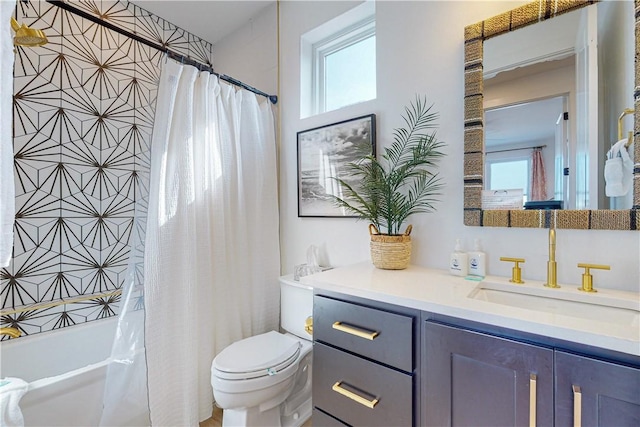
[468,280,640,327]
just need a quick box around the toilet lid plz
[213,331,301,380]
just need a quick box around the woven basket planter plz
[369,224,412,270]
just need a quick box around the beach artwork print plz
[297,114,376,217]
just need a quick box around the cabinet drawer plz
[313,342,413,427]
[312,408,348,426]
[314,296,413,371]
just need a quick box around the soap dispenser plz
[450,239,468,276]
[468,238,486,277]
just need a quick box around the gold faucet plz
[544,228,560,288]
[577,263,610,293]
[0,327,21,338]
[500,257,525,284]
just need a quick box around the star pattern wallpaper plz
[1,0,214,338]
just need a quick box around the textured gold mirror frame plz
[463,0,639,230]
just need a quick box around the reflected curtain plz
[143,59,281,425]
[530,147,547,201]
[1,0,16,268]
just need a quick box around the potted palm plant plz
[330,97,446,269]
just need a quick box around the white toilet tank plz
[280,276,313,340]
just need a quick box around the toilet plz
[211,276,313,427]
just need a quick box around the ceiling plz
[484,57,571,150]
[135,0,274,45]
[485,96,564,149]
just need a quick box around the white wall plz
[212,2,278,95]
[213,1,639,293]
[276,0,639,292]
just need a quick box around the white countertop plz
[301,262,640,357]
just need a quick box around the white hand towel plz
[619,139,634,192]
[605,139,633,197]
[0,377,29,427]
[605,157,625,196]
[606,138,625,159]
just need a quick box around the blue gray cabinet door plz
[555,350,640,426]
[423,321,554,427]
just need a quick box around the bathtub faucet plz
[0,327,21,338]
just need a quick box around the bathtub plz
[0,317,117,426]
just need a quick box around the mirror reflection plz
[482,0,634,210]
[485,96,565,207]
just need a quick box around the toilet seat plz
[213,331,302,381]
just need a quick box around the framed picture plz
[297,114,376,217]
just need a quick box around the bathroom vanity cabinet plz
[555,351,640,426]
[423,320,640,426]
[423,321,554,426]
[312,293,640,427]
[305,264,639,426]
[312,295,421,426]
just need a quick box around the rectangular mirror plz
[463,0,639,230]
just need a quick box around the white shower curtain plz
[1,0,16,268]
[144,59,281,425]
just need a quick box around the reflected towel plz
[605,139,633,197]
[0,377,28,427]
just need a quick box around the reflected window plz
[487,158,530,203]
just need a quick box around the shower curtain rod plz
[486,144,547,155]
[45,0,278,104]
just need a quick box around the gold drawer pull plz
[332,381,379,409]
[573,385,582,427]
[332,322,379,340]
[529,374,537,427]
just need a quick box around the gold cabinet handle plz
[529,374,537,427]
[332,321,379,340]
[332,381,379,409]
[573,385,582,427]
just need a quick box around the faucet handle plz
[577,263,610,293]
[500,257,525,284]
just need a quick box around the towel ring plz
[617,108,634,148]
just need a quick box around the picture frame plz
[297,114,376,217]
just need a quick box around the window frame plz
[311,16,376,114]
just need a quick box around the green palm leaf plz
[329,96,446,234]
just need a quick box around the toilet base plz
[281,396,311,427]
[222,405,280,427]
[221,396,311,427]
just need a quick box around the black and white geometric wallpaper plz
[1,0,214,338]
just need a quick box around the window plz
[316,20,376,113]
[487,158,530,203]
[301,1,376,117]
